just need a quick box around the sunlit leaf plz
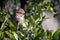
[49,7,54,13]
[22,21,28,27]
[12,32,19,40]
[7,20,16,31]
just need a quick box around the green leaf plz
[0,10,6,20]
[43,2,50,10]
[43,2,54,13]
[0,31,4,40]
[29,4,34,10]
[28,16,35,24]
[53,14,58,18]
[49,7,54,13]
[46,31,52,40]
[32,0,44,4]
[34,29,45,40]
[7,20,16,31]
[52,28,60,40]
[12,31,19,40]
[4,30,12,38]
[22,21,28,27]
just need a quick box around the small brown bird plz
[16,8,25,25]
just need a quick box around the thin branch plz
[1,15,8,30]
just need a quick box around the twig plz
[1,15,8,30]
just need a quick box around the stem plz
[1,15,8,30]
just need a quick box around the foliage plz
[0,0,60,40]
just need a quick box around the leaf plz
[43,2,54,13]
[52,28,60,40]
[5,30,20,40]
[12,32,19,40]
[32,0,44,4]
[0,10,6,20]
[43,2,50,10]
[28,16,35,24]
[29,4,34,10]
[7,20,16,31]
[46,30,52,40]
[36,5,42,13]
[53,14,58,18]
[34,29,45,40]
[0,31,4,40]
[4,31,12,38]
[22,21,28,27]
[49,7,54,13]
